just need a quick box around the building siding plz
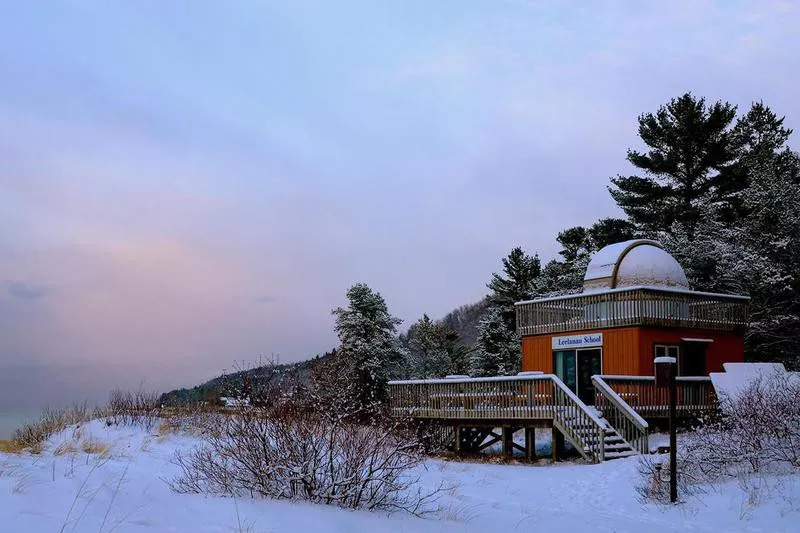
[521,326,744,377]
[637,327,745,375]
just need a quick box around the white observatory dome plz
[583,239,690,292]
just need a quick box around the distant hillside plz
[436,298,490,346]
[162,298,491,404]
[159,357,324,406]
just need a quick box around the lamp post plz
[654,356,677,503]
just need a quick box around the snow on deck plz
[710,362,799,406]
[0,419,798,532]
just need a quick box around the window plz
[654,344,679,360]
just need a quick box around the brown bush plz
[105,387,161,430]
[169,405,444,514]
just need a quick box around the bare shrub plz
[636,455,707,503]
[11,387,163,453]
[637,370,800,505]
[169,406,444,514]
[12,403,93,453]
[105,387,160,430]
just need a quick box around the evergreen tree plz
[536,218,636,296]
[470,306,521,377]
[721,151,800,368]
[332,283,404,409]
[663,149,800,369]
[722,102,799,221]
[587,217,637,249]
[609,93,739,239]
[535,258,580,296]
[443,330,473,376]
[487,247,541,330]
[407,314,450,378]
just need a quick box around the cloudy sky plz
[1,0,798,410]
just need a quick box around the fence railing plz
[515,286,749,336]
[597,375,717,419]
[592,376,649,454]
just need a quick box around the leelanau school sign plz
[552,333,603,350]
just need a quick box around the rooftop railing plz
[515,286,749,336]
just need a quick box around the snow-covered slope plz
[0,420,797,532]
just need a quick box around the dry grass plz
[12,403,93,453]
[12,472,34,494]
[10,388,162,453]
[80,439,112,457]
[54,442,78,456]
[0,440,26,454]
[157,420,182,435]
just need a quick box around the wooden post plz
[552,427,564,461]
[454,425,462,454]
[525,427,536,461]
[655,355,678,504]
[669,369,677,504]
[502,426,514,457]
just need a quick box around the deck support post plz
[502,426,514,457]
[525,427,536,461]
[454,425,462,454]
[552,427,564,461]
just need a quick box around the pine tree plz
[587,217,637,249]
[470,306,521,377]
[332,283,404,409]
[487,247,541,330]
[663,149,800,369]
[725,152,800,368]
[722,102,799,221]
[443,330,472,376]
[609,93,739,239]
[407,314,450,378]
[536,218,636,296]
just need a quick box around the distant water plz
[0,412,37,440]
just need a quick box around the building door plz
[577,349,602,404]
[553,350,577,392]
[554,348,602,404]
[680,341,708,376]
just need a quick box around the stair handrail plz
[592,375,649,454]
[548,374,607,462]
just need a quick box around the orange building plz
[515,240,749,404]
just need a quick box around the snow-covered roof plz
[583,239,690,292]
[710,363,799,409]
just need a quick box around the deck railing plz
[592,376,649,454]
[387,374,556,420]
[597,375,717,419]
[515,286,749,336]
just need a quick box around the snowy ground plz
[1,420,798,532]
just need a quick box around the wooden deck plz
[387,374,717,462]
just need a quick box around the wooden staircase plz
[551,378,646,462]
[573,420,638,460]
[553,405,638,462]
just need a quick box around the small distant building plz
[220,396,251,409]
[515,239,749,404]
